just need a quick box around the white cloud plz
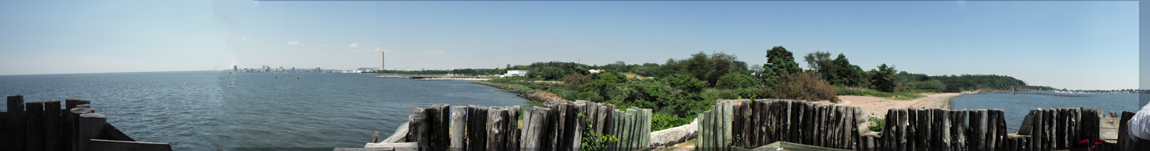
[287,41,298,45]
[423,50,444,54]
[348,42,359,48]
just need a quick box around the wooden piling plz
[27,101,45,151]
[506,106,520,151]
[45,100,62,151]
[449,106,466,151]
[486,106,506,151]
[520,107,550,151]
[466,105,487,151]
[77,113,107,151]
[1120,111,1135,150]
[8,95,26,151]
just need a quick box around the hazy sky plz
[0,1,1138,90]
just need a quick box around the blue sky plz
[0,1,1138,90]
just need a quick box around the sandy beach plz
[814,93,962,116]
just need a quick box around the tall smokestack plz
[384,50,388,69]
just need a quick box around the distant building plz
[233,65,237,71]
[589,69,604,74]
[503,70,527,77]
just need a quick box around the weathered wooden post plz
[449,106,467,151]
[1120,111,1135,151]
[952,110,967,151]
[506,106,520,151]
[1035,108,1044,149]
[467,105,488,151]
[69,107,94,151]
[8,95,27,151]
[487,106,506,151]
[433,105,451,151]
[45,100,62,151]
[77,113,107,151]
[26,101,45,151]
[63,98,88,151]
[521,107,550,151]
[406,107,428,150]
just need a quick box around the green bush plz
[652,113,694,132]
[580,113,617,151]
[716,73,758,89]
[767,71,839,102]
[868,116,885,132]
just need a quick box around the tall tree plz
[869,64,898,92]
[829,54,865,86]
[761,46,802,88]
[803,51,833,72]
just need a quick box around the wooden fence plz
[697,99,863,151]
[2,95,172,151]
[353,101,651,151]
[696,99,1137,151]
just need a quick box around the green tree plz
[681,52,742,86]
[716,73,758,89]
[803,51,833,72]
[830,54,865,86]
[869,64,898,92]
[760,46,802,88]
[663,74,708,93]
[580,72,621,98]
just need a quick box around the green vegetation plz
[836,87,925,100]
[868,117,885,132]
[868,64,898,92]
[480,45,1052,130]
[931,74,1029,92]
[652,113,694,131]
[579,113,617,151]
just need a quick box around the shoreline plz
[829,92,963,115]
[470,81,571,104]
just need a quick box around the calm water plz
[951,91,1139,133]
[0,71,528,151]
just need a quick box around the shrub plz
[716,73,758,89]
[563,74,594,86]
[663,74,708,93]
[767,71,839,102]
[868,116,885,132]
[652,112,694,131]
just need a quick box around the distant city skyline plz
[0,1,1139,90]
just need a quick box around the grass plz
[836,87,925,100]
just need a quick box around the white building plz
[503,70,527,77]
[589,69,604,74]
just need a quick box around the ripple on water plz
[1,72,528,151]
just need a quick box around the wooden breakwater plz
[2,95,172,151]
[696,99,1140,151]
[343,100,652,151]
[696,99,864,151]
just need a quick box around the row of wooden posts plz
[357,100,652,151]
[2,95,172,151]
[697,99,1138,151]
[697,99,864,151]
